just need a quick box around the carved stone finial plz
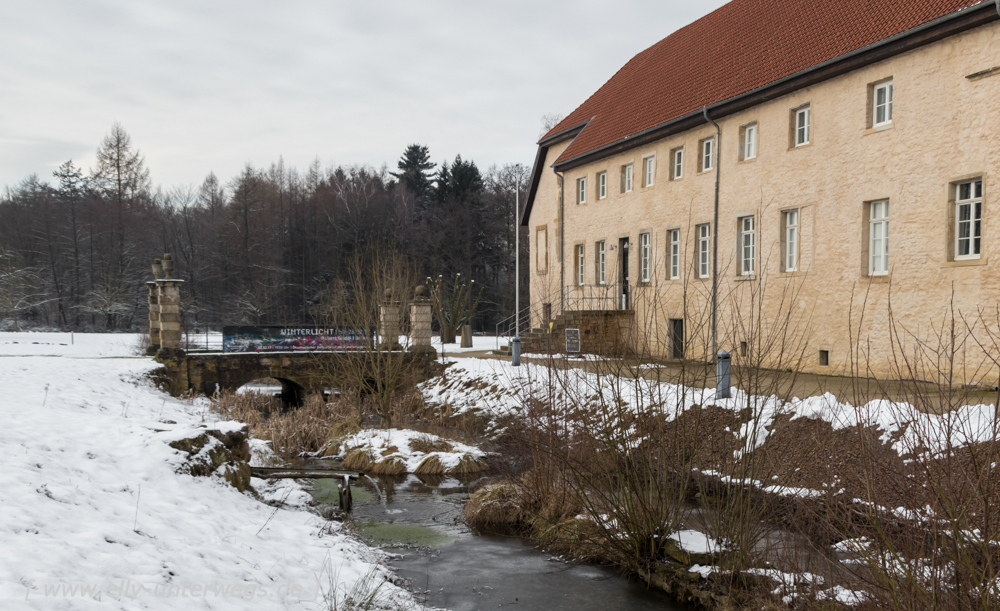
[162,253,174,279]
[152,259,164,279]
[384,288,394,302]
[414,285,429,299]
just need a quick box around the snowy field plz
[0,332,418,610]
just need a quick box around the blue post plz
[716,350,731,399]
[512,336,521,367]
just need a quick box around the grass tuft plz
[447,453,487,475]
[369,456,406,476]
[342,447,374,471]
[414,454,446,475]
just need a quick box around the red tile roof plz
[544,0,986,166]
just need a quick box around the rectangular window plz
[739,216,755,275]
[955,179,983,260]
[535,228,548,272]
[869,200,889,275]
[576,244,585,286]
[639,232,651,282]
[819,350,830,366]
[671,148,683,180]
[598,172,607,199]
[697,224,711,278]
[794,105,811,146]
[669,229,680,279]
[596,241,606,284]
[643,156,655,187]
[783,209,799,272]
[577,177,586,204]
[700,138,714,171]
[873,81,893,127]
[622,164,633,193]
[741,122,757,160]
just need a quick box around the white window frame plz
[669,229,680,279]
[873,81,893,127]
[597,241,606,285]
[577,177,586,204]
[697,224,711,279]
[643,156,655,187]
[639,232,651,282]
[598,171,607,200]
[576,244,585,286]
[701,138,714,171]
[955,179,983,260]
[672,148,683,180]
[869,200,889,276]
[743,122,757,160]
[624,164,633,193]
[795,105,811,146]
[784,209,799,272]
[739,215,755,276]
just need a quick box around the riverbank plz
[0,332,419,609]
[424,354,1000,609]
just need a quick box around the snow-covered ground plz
[340,428,486,473]
[420,356,1000,459]
[0,332,418,610]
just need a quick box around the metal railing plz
[494,283,636,350]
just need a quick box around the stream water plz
[305,466,687,610]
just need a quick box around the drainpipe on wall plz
[702,107,721,365]
[554,169,565,314]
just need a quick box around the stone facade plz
[527,21,1000,382]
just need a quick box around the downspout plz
[554,169,565,314]
[702,107,721,364]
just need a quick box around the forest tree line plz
[0,123,529,333]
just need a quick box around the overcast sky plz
[0,1,729,190]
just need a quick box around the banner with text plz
[222,326,370,353]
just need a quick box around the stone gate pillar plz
[156,253,184,356]
[408,285,435,355]
[379,289,402,350]
[146,280,160,355]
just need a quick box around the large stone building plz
[522,0,1000,381]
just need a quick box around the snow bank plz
[341,428,486,472]
[420,356,999,459]
[0,333,419,609]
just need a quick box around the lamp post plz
[515,166,521,337]
[513,165,522,367]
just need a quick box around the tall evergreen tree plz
[390,144,436,204]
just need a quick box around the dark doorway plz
[619,238,630,310]
[669,319,684,359]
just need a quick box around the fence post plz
[716,350,731,399]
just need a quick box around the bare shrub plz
[210,389,355,459]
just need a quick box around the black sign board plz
[222,326,370,353]
[565,328,581,353]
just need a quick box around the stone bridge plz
[145,254,436,404]
[155,351,432,405]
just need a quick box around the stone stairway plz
[519,309,633,356]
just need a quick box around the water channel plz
[305,465,687,610]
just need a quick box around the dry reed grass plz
[463,482,528,531]
[342,447,374,471]
[369,456,406,476]
[413,455,445,475]
[407,435,454,454]
[447,453,487,475]
[211,389,358,458]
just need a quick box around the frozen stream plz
[306,468,686,610]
